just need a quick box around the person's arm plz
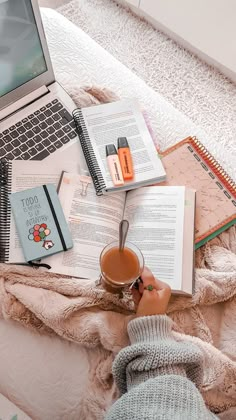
[106,268,218,420]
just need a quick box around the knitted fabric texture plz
[106,316,218,420]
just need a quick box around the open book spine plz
[0,159,12,262]
[73,109,106,196]
[191,137,236,197]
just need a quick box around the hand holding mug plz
[132,267,171,316]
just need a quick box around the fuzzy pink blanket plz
[0,87,235,419]
[1,217,236,419]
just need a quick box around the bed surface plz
[0,8,233,419]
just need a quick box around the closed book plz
[9,184,73,262]
[159,136,236,248]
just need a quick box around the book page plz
[124,186,186,290]
[8,160,81,263]
[46,173,126,279]
[81,99,165,190]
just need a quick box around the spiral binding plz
[72,109,106,196]
[191,136,236,197]
[0,159,12,263]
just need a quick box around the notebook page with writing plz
[76,99,165,193]
[160,137,236,248]
[46,173,126,279]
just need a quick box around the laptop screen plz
[0,0,47,98]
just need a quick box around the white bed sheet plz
[0,393,31,420]
[41,9,234,178]
[0,8,233,420]
[0,320,91,419]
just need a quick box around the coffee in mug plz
[99,241,144,293]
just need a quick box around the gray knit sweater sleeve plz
[106,315,218,420]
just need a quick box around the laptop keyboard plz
[0,99,77,160]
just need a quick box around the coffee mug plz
[99,240,144,293]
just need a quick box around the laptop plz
[0,0,87,173]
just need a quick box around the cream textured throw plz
[0,87,235,419]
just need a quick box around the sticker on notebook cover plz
[28,223,54,250]
[42,239,54,250]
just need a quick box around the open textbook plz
[1,161,195,294]
[47,173,196,295]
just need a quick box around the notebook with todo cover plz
[9,183,73,263]
[159,136,236,248]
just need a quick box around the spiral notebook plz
[159,136,236,248]
[72,99,166,195]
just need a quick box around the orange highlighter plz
[117,137,134,181]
